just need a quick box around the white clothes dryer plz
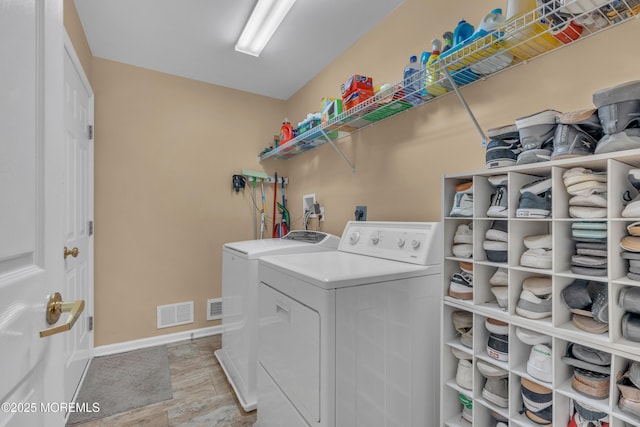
[256,221,442,427]
[215,231,339,412]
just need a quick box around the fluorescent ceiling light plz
[235,0,297,57]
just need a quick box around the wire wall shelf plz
[258,0,640,167]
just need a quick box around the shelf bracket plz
[319,128,356,173]
[440,61,488,148]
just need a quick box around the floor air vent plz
[157,301,194,329]
[207,298,222,321]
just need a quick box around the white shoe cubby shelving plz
[441,148,640,427]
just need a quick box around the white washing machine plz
[215,231,340,412]
[256,221,442,427]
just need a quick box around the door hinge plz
[88,124,93,140]
[88,316,94,332]
[88,220,94,236]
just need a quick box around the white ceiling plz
[74,0,405,100]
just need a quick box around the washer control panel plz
[338,221,442,265]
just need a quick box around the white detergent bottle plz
[474,8,506,39]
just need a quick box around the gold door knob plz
[63,246,79,259]
[39,292,85,338]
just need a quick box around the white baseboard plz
[94,325,222,357]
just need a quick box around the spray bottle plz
[425,39,448,97]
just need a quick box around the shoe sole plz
[450,209,473,217]
[563,171,607,187]
[628,222,640,236]
[521,178,552,194]
[520,256,552,269]
[482,390,509,408]
[622,201,640,218]
[621,236,640,252]
[516,209,550,218]
[569,194,607,208]
[566,181,607,196]
[515,307,552,319]
[593,80,640,108]
[569,206,607,218]
[516,110,561,128]
[487,348,509,362]
[558,108,598,124]
[487,123,518,138]
[487,159,517,168]
[449,289,473,300]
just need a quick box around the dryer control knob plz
[411,239,421,249]
[370,232,380,245]
[349,232,360,245]
[397,237,406,248]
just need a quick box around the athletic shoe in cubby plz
[451,182,474,217]
[487,175,509,218]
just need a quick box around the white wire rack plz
[258,0,640,168]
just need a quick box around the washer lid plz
[224,231,339,259]
[260,251,441,290]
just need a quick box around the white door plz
[0,1,67,426]
[63,35,94,405]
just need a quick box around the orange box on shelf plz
[342,89,374,110]
[341,75,373,96]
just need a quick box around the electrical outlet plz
[355,205,367,221]
[303,193,317,218]
[319,207,325,221]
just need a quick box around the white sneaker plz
[566,180,608,196]
[452,244,473,258]
[454,223,473,244]
[523,233,552,249]
[456,359,473,390]
[569,193,607,208]
[563,167,607,187]
[487,185,509,218]
[450,182,474,217]
[520,248,553,269]
[489,267,508,286]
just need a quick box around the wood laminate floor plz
[72,335,256,427]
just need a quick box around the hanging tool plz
[260,180,266,239]
[242,169,268,239]
[281,176,289,233]
[252,179,257,239]
[272,173,279,238]
[277,202,290,236]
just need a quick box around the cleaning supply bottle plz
[280,118,294,146]
[419,51,431,98]
[403,55,421,105]
[442,31,454,52]
[473,8,506,39]
[425,39,448,97]
[453,20,474,47]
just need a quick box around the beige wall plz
[279,0,640,237]
[91,59,285,345]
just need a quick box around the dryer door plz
[258,282,321,423]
